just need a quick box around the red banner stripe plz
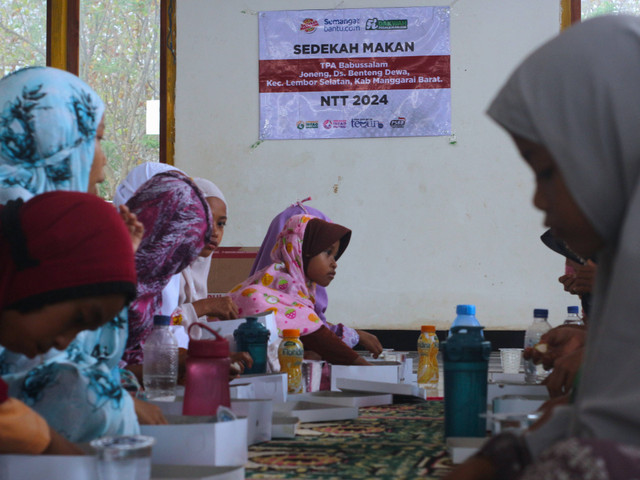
[259,55,450,93]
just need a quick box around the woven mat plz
[246,401,454,479]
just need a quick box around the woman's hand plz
[523,325,586,370]
[118,205,144,252]
[356,330,384,358]
[132,396,168,425]
[193,296,239,320]
[542,348,584,398]
[229,352,253,379]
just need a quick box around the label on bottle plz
[417,333,439,388]
[278,338,304,394]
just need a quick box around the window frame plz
[46,0,175,165]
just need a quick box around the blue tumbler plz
[233,317,270,374]
[441,325,491,437]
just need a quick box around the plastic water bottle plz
[449,304,482,337]
[563,306,583,326]
[524,309,552,384]
[278,329,304,394]
[417,325,439,391]
[143,315,179,401]
[441,325,491,437]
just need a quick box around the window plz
[0,1,46,76]
[582,0,640,18]
[80,0,161,198]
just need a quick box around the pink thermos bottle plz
[182,323,231,416]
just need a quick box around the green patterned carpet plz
[246,401,454,479]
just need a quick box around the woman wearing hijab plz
[0,66,151,441]
[0,66,106,200]
[445,15,640,479]
[0,191,137,453]
[122,170,212,368]
[171,177,238,332]
[230,214,370,365]
[251,199,383,358]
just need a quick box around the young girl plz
[230,214,370,365]
[122,171,212,368]
[0,191,137,454]
[446,15,640,480]
[251,199,383,358]
[172,177,238,331]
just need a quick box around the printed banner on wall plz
[259,7,450,140]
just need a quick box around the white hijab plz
[112,162,180,207]
[178,178,227,326]
[488,15,640,455]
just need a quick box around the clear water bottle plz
[524,309,552,384]
[449,304,482,337]
[143,315,179,401]
[563,306,583,326]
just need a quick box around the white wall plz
[176,0,577,330]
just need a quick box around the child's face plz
[199,197,227,257]
[306,240,340,287]
[0,293,125,358]
[88,116,106,195]
[513,135,604,259]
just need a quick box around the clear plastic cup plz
[499,348,522,374]
[90,435,155,480]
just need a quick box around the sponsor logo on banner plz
[297,121,305,130]
[365,18,408,31]
[390,117,406,128]
[351,118,384,128]
[305,121,319,129]
[300,18,319,33]
[323,120,347,129]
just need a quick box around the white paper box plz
[492,395,547,415]
[487,383,548,409]
[152,464,245,480]
[336,378,427,399]
[297,391,393,407]
[330,363,400,391]
[141,415,248,466]
[230,382,256,400]
[271,415,299,438]
[273,400,358,423]
[446,437,488,464]
[230,373,287,403]
[150,397,184,416]
[231,398,273,445]
[0,454,97,480]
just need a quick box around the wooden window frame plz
[46,0,175,165]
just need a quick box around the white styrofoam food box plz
[446,437,489,464]
[141,415,248,466]
[0,455,97,480]
[336,378,427,399]
[487,382,548,408]
[152,464,245,480]
[230,382,256,400]
[273,400,358,423]
[492,395,547,415]
[330,362,400,391]
[271,415,299,439]
[230,398,273,445]
[230,373,287,403]
[297,391,393,407]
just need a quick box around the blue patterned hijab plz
[0,66,105,195]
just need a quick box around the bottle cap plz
[282,328,300,338]
[153,315,171,326]
[533,308,549,318]
[567,306,579,314]
[456,304,476,315]
[421,325,436,333]
[233,317,271,343]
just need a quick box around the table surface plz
[245,400,454,480]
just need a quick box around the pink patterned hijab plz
[229,214,350,336]
[122,171,212,365]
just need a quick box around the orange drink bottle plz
[278,329,304,394]
[417,325,439,389]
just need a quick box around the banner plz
[259,7,450,140]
